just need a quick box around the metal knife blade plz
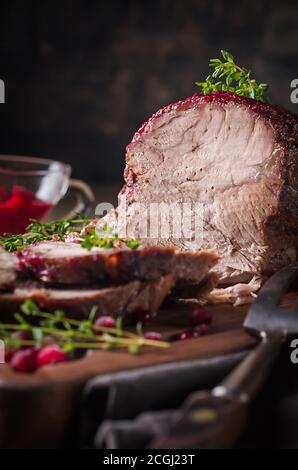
[244,263,298,336]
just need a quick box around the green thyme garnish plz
[81,228,115,250]
[125,239,141,250]
[0,299,168,355]
[0,218,91,252]
[196,50,269,102]
[81,223,141,251]
[0,219,140,252]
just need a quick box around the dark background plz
[0,0,297,183]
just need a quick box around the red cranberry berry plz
[5,349,15,363]
[189,307,212,326]
[7,331,33,358]
[179,330,194,341]
[94,316,116,332]
[144,331,162,341]
[11,348,38,373]
[43,335,56,345]
[193,323,210,337]
[37,345,67,367]
[12,330,32,343]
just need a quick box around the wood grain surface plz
[0,292,297,448]
[1,290,296,447]
[0,300,258,448]
[0,301,256,385]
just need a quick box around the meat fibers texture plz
[106,92,298,285]
[0,275,175,320]
[17,241,218,286]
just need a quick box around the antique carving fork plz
[152,263,298,449]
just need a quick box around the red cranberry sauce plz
[0,185,53,235]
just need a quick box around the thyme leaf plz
[0,218,141,252]
[0,217,91,252]
[196,50,269,102]
[0,300,168,356]
[81,224,141,251]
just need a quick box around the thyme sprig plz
[0,300,168,355]
[196,50,269,102]
[0,217,91,252]
[81,224,140,250]
[0,219,140,252]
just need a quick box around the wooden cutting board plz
[0,301,257,384]
[0,299,261,448]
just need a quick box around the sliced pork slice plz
[17,241,219,286]
[0,275,175,320]
[105,92,298,290]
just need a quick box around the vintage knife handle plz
[151,333,283,449]
[214,332,284,403]
[151,390,248,449]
